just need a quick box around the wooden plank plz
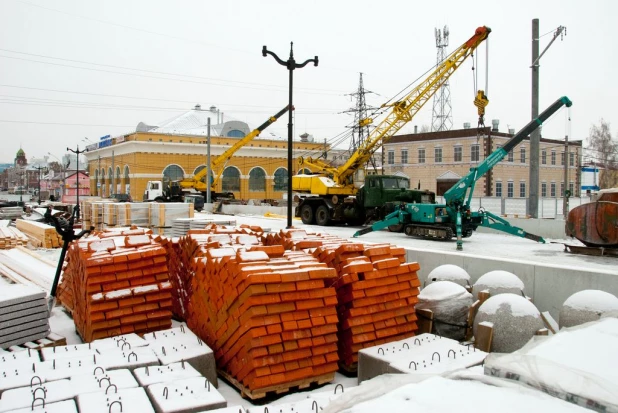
[541,311,558,334]
[416,308,434,335]
[475,321,493,353]
[466,300,482,341]
[535,328,549,336]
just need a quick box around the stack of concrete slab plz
[0,284,50,349]
[357,333,487,384]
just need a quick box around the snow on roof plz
[563,290,618,312]
[149,108,242,136]
[478,293,540,317]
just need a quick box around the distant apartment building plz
[383,126,582,198]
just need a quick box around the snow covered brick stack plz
[57,227,173,342]
[313,242,421,372]
[186,238,340,398]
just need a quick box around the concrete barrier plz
[476,217,568,240]
[405,248,618,322]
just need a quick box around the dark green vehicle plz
[296,174,435,226]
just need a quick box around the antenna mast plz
[431,26,453,132]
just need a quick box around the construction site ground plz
[3,210,617,410]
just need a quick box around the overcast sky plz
[0,0,615,164]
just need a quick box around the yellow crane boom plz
[296,26,490,193]
[178,105,291,192]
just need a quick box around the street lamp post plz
[262,42,318,228]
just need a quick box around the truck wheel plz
[315,205,331,226]
[154,197,165,203]
[300,204,314,225]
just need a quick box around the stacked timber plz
[0,284,50,349]
[0,227,29,249]
[15,219,63,248]
[56,226,173,342]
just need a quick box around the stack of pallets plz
[15,220,63,248]
[0,284,50,349]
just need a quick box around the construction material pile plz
[263,231,420,371]
[16,219,63,248]
[56,226,173,342]
[0,226,28,249]
[0,284,50,349]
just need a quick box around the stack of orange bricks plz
[167,225,339,394]
[56,227,174,342]
[264,228,421,371]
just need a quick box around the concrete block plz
[99,346,160,372]
[0,379,75,412]
[77,387,155,413]
[6,399,77,413]
[146,377,226,413]
[69,368,139,395]
[143,326,217,388]
[133,362,202,387]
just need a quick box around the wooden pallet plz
[218,369,335,400]
[4,333,67,352]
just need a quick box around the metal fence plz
[434,196,592,219]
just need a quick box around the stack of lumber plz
[56,226,173,342]
[0,284,50,349]
[0,246,56,291]
[150,202,194,235]
[15,219,63,248]
[0,226,29,249]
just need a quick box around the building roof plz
[147,106,249,137]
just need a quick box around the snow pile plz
[559,290,618,329]
[472,270,524,298]
[485,318,618,412]
[416,281,472,340]
[322,375,588,413]
[473,293,543,353]
[425,264,470,288]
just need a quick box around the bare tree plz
[588,119,618,189]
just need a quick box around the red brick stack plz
[56,227,173,342]
[186,237,341,394]
[313,242,420,371]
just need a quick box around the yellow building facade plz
[83,131,325,202]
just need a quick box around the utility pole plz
[206,118,211,204]
[528,20,567,218]
[67,145,87,221]
[262,42,318,228]
[35,165,46,205]
[563,134,569,216]
[111,150,115,195]
[97,155,101,196]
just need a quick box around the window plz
[222,167,240,192]
[508,150,514,163]
[507,181,514,198]
[551,151,556,165]
[542,150,547,165]
[560,182,565,197]
[520,147,526,163]
[273,168,287,191]
[569,181,575,196]
[550,182,556,197]
[569,152,575,166]
[520,181,526,198]
[561,151,565,166]
[418,148,426,164]
[454,146,462,162]
[226,130,245,138]
[496,181,502,197]
[387,151,395,165]
[541,182,547,197]
[434,147,442,163]
[471,144,480,162]
[248,167,266,191]
[162,165,184,181]
[401,149,408,164]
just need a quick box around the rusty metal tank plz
[566,189,618,247]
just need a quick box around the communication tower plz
[431,26,453,132]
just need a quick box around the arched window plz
[123,165,130,194]
[100,169,106,197]
[162,164,185,182]
[249,167,266,191]
[108,167,113,194]
[297,168,311,175]
[226,130,245,138]
[274,168,287,192]
[193,165,207,184]
[115,166,121,193]
[222,167,240,192]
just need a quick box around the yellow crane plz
[293,26,491,226]
[177,105,291,198]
